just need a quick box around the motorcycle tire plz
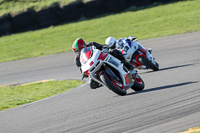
[155,61,159,69]
[131,76,145,91]
[100,72,127,96]
[138,56,159,71]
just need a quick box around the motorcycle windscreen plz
[80,46,95,64]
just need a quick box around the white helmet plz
[105,36,117,49]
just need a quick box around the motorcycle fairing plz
[97,52,108,61]
[122,40,139,62]
[124,73,133,85]
[103,55,134,88]
[80,46,96,64]
[81,48,134,89]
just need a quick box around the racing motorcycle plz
[80,46,145,96]
[121,39,159,71]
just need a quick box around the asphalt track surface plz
[0,32,200,133]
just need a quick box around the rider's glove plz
[102,45,109,53]
[103,48,109,53]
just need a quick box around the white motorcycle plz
[120,39,159,71]
[80,46,145,96]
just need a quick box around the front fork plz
[103,65,121,83]
[88,64,120,86]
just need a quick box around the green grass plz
[180,127,200,133]
[0,0,92,16]
[0,0,75,16]
[0,80,84,111]
[0,0,200,63]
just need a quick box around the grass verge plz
[0,80,84,111]
[0,0,200,63]
[0,0,75,16]
[179,127,200,133]
[0,0,93,16]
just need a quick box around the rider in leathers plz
[116,36,152,59]
[72,38,134,89]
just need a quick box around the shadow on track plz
[159,64,195,71]
[140,63,195,74]
[126,81,198,96]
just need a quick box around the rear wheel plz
[138,56,159,71]
[131,76,145,91]
[155,61,159,70]
[100,73,127,96]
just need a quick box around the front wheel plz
[100,73,127,96]
[138,56,159,71]
[131,75,145,91]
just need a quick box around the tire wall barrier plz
[0,14,12,36]
[58,1,84,23]
[0,0,182,37]
[11,10,38,33]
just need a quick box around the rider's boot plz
[147,48,152,54]
[124,61,138,77]
[89,78,102,89]
[124,61,135,72]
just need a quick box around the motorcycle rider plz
[105,36,152,60]
[72,38,134,89]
